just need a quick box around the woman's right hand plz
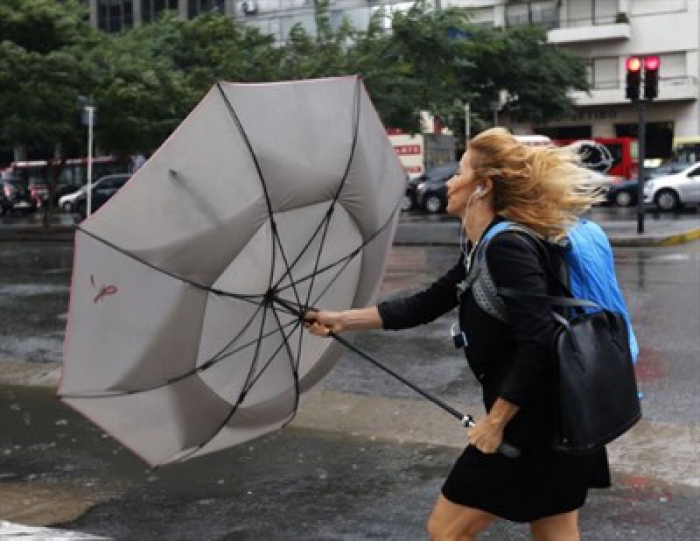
[304,310,346,337]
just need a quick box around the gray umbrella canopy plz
[58,76,406,466]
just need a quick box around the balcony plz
[548,15,631,44]
[570,77,699,107]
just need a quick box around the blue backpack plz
[479,219,639,362]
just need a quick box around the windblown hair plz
[468,128,603,240]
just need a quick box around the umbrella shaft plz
[329,331,466,422]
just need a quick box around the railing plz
[660,75,699,88]
[555,14,625,28]
[586,76,698,91]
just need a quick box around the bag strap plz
[497,287,601,311]
[492,225,603,315]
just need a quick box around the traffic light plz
[643,55,661,100]
[625,56,642,101]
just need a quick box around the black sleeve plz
[377,255,464,330]
[486,232,556,408]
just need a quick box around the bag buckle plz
[451,323,468,349]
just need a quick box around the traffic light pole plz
[636,99,646,234]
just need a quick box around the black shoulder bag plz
[498,237,642,455]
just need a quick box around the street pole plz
[86,105,95,217]
[636,100,646,234]
[464,103,471,148]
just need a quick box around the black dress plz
[377,217,610,523]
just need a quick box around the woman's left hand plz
[467,417,505,454]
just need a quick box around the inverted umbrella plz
[58,76,407,466]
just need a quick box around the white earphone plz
[475,186,485,196]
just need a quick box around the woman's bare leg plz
[427,494,497,541]
[530,510,580,541]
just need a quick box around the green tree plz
[85,19,192,156]
[0,0,100,224]
[0,0,96,159]
[277,1,355,80]
[458,24,588,133]
[344,1,476,133]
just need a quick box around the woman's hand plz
[468,398,519,454]
[467,417,505,454]
[304,310,346,337]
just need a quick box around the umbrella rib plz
[168,308,304,465]
[271,77,362,300]
[215,83,293,305]
[245,303,301,408]
[275,193,403,297]
[58,316,299,399]
[75,226,264,304]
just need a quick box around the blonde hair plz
[468,128,603,240]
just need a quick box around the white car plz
[643,162,700,211]
[58,186,87,212]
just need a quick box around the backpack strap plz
[460,220,535,323]
[495,229,602,316]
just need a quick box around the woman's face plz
[446,149,478,217]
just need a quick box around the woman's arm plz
[306,255,466,335]
[377,256,465,330]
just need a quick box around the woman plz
[305,128,610,540]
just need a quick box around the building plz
[88,0,699,157]
[507,0,698,159]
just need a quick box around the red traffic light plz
[644,55,661,71]
[625,56,642,72]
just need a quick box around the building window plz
[188,0,225,18]
[97,0,134,33]
[591,57,618,90]
[505,1,558,29]
[658,52,687,78]
[141,0,179,23]
[567,0,618,27]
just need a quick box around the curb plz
[607,227,700,247]
[657,227,700,247]
[0,226,75,242]
[1,225,699,247]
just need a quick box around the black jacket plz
[378,217,567,449]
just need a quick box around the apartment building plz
[89,0,699,154]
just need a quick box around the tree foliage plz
[0,0,96,156]
[0,0,589,159]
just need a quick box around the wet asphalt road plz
[0,212,699,539]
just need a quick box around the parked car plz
[74,174,131,218]
[59,185,88,213]
[402,176,420,212]
[607,162,689,207]
[28,179,49,208]
[415,162,459,214]
[643,162,700,211]
[0,177,36,215]
[607,179,644,207]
